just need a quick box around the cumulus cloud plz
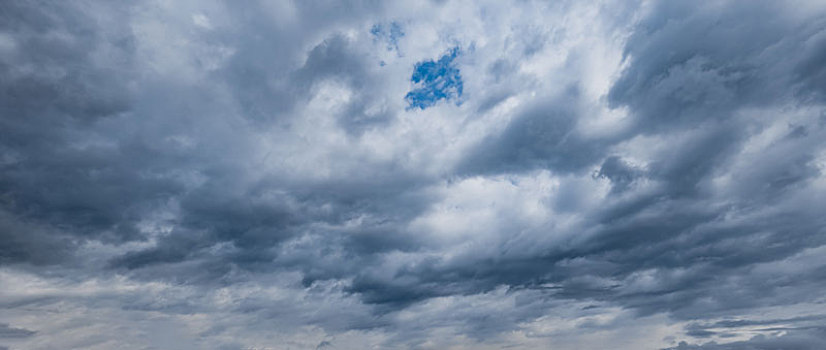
[2,0,826,349]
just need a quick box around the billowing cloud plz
[2,0,826,349]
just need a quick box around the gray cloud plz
[0,323,35,339]
[1,0,826,349]
[663,327,826,350]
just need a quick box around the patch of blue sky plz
[370,22,404,52]
[405,47,463,110]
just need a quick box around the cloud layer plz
[2,1,826,349]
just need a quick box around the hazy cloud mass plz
[2,1,826,349]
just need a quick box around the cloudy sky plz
[2,1,826,349]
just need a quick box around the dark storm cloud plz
[458,88,610,175]
[608,1,826,131]
[0,210,74,265]
[0,323,35,338]
[0,0,407,273]
[0,1,151,264]
[213,1,393,133]
[294,34,398,133]
[594,156,642,193]
[348,0,826,324]
[1,0,826,349]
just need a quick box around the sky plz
[1,1,826,349]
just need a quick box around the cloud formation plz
[1,0,825,349]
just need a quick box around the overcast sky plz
[2,1,826,349]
